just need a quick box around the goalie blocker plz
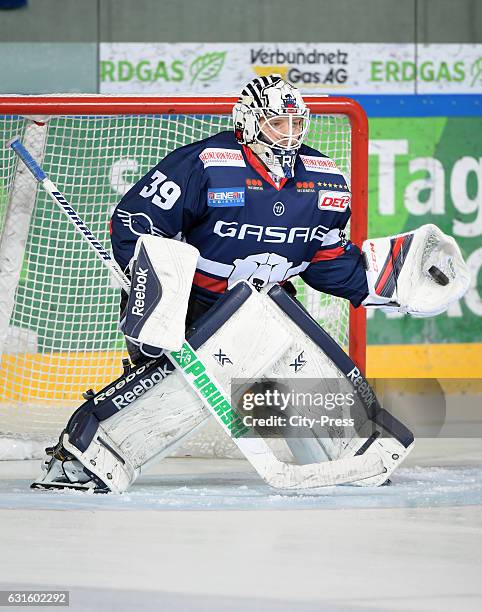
[33,280,414,493]
[121,234,200,352]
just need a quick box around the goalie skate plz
[31,439,109,493]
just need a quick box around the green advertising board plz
[367,116,482,346]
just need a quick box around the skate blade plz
[30,480,109,493]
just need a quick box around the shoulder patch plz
[299,155,340,174]
[318,190,351,213]
[199,148,246,168]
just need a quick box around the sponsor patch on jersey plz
[207,187,245,207]
[318,190,351,212]
[213,220,328,243]
[246,178,263,190]
[199,148,246,168]
[296,181,316,193]
[300,155,340,174]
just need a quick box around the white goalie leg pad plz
[259,287,414,485]
[362,224,470,317]
[277,386,412,487]
[62,371,211,494]
[62,431,136,493]
[64,282,406,491]
[337,428,414,487]
[122,235,200,351]
[64,284,294,493]
[62,282,405,491]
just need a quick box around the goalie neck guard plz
[232,74,310,179]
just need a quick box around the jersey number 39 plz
[140,170,181,210]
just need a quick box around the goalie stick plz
[8,137,386,489]
[7,137,130,294]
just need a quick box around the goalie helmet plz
[232,74,310,179]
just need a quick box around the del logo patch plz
[208,187,246,207]
[318,191,351,212]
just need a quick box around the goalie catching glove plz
[362,224,470,317]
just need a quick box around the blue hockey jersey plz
[111,130,368,307]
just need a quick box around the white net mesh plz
[0,99,357,454]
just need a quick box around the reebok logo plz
[94,362,150,405]
[92,361,172,408]
[346,366,377,410]
[111,365,170,409]
[131,266,148,316]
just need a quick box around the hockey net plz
[0,96,367,459]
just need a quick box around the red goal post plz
[0,94,367,383]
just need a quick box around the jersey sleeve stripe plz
[311,245,345,263]
[193,271,228,293]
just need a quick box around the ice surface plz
[1,460,482,512]
[1,439,481,611]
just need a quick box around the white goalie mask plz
[232,74,310,179]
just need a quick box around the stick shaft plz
[8,137,130,293]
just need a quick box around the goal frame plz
[0,95,368,373]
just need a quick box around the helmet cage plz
[254,107,310,151]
